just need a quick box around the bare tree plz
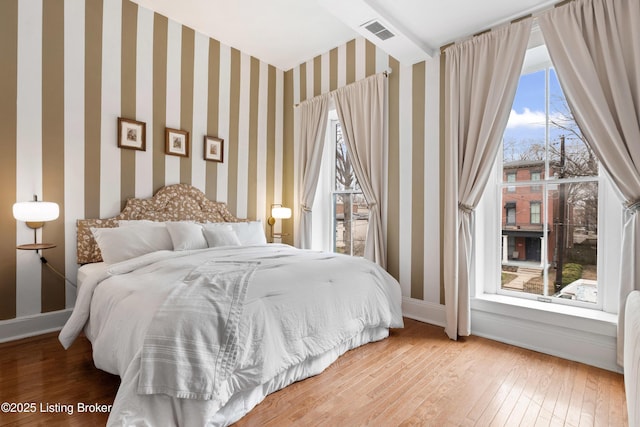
[549,95,598,178]
[334,124,357,254]
[335,132,356,190]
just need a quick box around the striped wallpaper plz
[0,0,443,324]
[283,38,443,305]
[0,0,284,320]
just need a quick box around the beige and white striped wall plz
[0,0,445,332]
[282,38,445,321]
[0,0,284,324]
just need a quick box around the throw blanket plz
[138,261,258,400]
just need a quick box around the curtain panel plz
[333,73,387,268]
[538,0,640,366]
[294,94,330,249]
[443,19,532,340]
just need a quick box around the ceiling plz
[131,0,559,71]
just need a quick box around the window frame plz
[505,203,516,225]
[496,62,602,308]
[482,37,613,312]
[327,117,367,257]
[530,201,541,224]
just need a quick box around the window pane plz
[550,181,598,303]
[501,184,546,262]
[500,181,599,304]
[503,70,546,170]
[333,192,368,257]
[352,194,368,257]
[332,121,366,257]
[334,123,359,191]
[548,69,598,179]
[501,183,549,296]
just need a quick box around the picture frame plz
[117,117,146,151]
[204,136,224,163]
[165,128,189,157]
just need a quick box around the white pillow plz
[232,221,267,245]
[204,221,267,245]
[165,222,207,251]
[91,224,173,264]
[202,224,242,248]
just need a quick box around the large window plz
[498,42,600,307]
[331,120,368,256]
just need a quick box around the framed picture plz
[165,128,189,157]
[117,117,146,151]
[204,136,224,163]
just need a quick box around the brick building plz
[501,160,558,266]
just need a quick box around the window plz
[498,41,601,307]
[531,171,541,192]
[506,173,516,192]
[331,120,368,256]
[505,203,516,225]
[312,111,369,256]
[530,202,541,224]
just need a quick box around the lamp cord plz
[40,256,77,288]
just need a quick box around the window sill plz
[471,293,617,338]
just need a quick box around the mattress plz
[60,244,403,426]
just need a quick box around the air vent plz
[363,20,395,41]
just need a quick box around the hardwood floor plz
[0,332,119,426]
[0,319,627,426]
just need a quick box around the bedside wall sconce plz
[267,204,291,242]
[13,195,75,288]
[13,195,59,251]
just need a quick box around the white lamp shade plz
[13,201,60,222]
[271,206,291,219]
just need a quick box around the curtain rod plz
[294,69,391,108]
[439,0,574,53]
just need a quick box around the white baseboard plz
[0,309,72,343]
[401,295,620,373]
[471,310,620,373]
[402,297,446,327]
[470,298,621,373]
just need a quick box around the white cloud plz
[506,108,546,129]
[506,108,564,129]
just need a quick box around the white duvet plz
[60,244,403,426]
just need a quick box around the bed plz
[59,184,404,426]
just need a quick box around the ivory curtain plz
[333,74,387,268]
[294,94,330,249]
[443,19,532,340]
[538,0,640,365]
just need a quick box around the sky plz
[503,67,569,161]
[504,68,564,141]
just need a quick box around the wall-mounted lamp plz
[267,204,291,242]
[13,195,59,251]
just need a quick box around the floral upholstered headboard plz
[77,184,243,264]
